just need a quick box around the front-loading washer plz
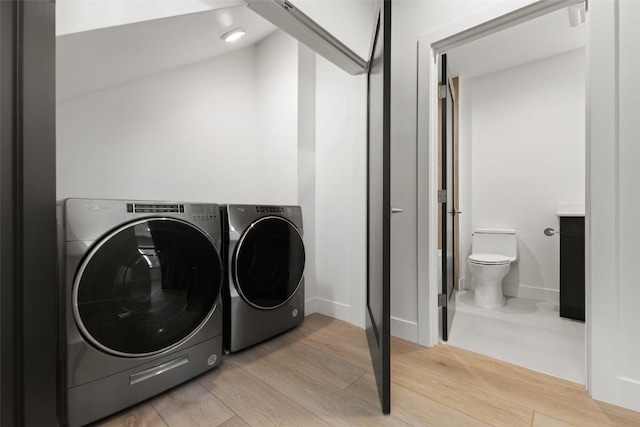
[58,199,224,426]
[221,204,305,352]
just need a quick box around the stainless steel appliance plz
[58,199,224,426]
[222,204,305,352]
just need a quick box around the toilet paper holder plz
[544,227,560,236]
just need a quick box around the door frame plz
[416,0,588,380]
[0,0,58,425]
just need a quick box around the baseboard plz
[502,283,559,305]
[304,297,317,315]
[311,301,419,343]
[391,316,418,342]
[616,377,640,412]
[315,297,351,322]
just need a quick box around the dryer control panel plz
[126,203,184,213]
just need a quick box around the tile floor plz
[447,290,586,384]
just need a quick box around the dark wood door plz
[365,0,391,414]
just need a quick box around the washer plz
[222,204,305,352]
[58,199,224,427]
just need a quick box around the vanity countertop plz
[556,203,585,217]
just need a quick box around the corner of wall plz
[255,30,299,205]
[298,44,317,314]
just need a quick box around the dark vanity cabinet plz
[559,216,585,321]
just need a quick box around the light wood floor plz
[94,314,640,427]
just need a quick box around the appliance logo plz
[85,204,110,212]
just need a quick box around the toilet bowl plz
[467,229,518,309]
[468,254,510,309]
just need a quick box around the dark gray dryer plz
[58,199,224,427]
[222,204,305,352]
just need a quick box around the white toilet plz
[468,229,518,309]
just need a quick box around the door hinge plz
[438,84,447,99]
[438,190,447,203]
[438,293,447,307]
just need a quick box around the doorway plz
[418,0,589,386]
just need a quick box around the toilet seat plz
[468,253,510,265]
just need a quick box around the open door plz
[365,0,391,414]
[439,53,458,341]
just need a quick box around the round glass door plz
[73,218,222,357]
[233,216,305,309]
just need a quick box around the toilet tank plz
[472,229,518,262]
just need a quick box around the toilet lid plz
[468,253,510,265]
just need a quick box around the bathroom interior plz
[441,3,587,384]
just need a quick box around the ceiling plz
[446,5,586,79]
[57,5,277,102]
[57,2,587,101]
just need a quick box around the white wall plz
[255,30,300,205]
[57,32,298,205]
[617,0,640,407]
[314,55,367,327]
[460,72,474,293]
[459,48,585,303]
[57,48,260,202]
[297,45,318,315]
[588,0,640,412]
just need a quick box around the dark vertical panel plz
[365,0,391,414]
[1,0,58,425]
[0,2,19,425]
[440,54,449,340]
[440,54,456,341]
[559,216,586,321]
[21,0,58,425]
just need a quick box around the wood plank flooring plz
[94,314,640,427]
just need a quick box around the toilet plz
[468,229,518,309]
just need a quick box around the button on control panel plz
[191,204,218,221]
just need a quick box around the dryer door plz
[73,218,222,357]
[233,216,305,309]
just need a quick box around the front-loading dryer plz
[221,204,305,352]
[58,199,224,426]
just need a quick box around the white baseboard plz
[314,297,351,322]
[391,316,418,342]
[616,377,640,412]
[502,282,559,305]
[304,297,317,315]
[309,300,419,343]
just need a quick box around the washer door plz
[233,216,305,309]
[73,218,222,357]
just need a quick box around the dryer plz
[222,204,305,352]
[58,199,224,427]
